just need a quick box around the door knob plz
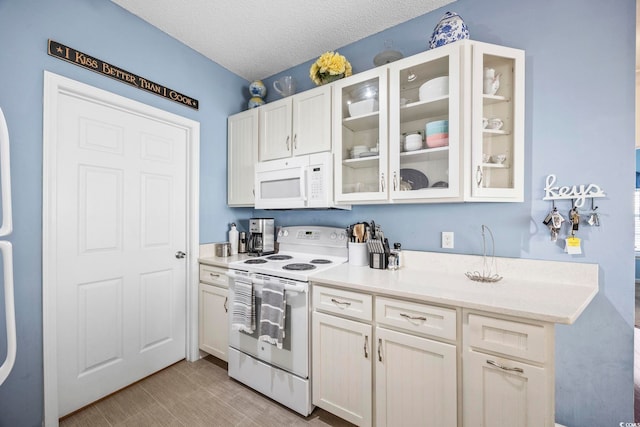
[175,251,186,259]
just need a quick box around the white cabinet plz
[227,109,258,206]
[332,40,525,205]
[465,41,525,202]
[333,67,389,203]
[259,85,332,161]
[387,42,464,202]
[462,311,554,427]
[312,285,458,427]
[198,264,229,361]
[375,327,457,427]
[312,311,373,426]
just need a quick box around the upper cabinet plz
[465,42,525,202]
[388,43,463,202]
[227,108,258,206]
[333,67,389,203]
[332,40,525,205]
[259,85,332,161]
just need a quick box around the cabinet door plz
[292,85,332,156]
[375,327,457,427]
[388,42,463,202]
[198,283,229,361]
[312,311,372,427]
[463,349,550,427]
[227,109,258,206]
[469,42,525,201]
[259,97,292,161]
[333,67,389,203]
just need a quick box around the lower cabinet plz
[311,285,457,427]
[312,311,372,426]
[198,264,229,361]
[311,286,556,427]
[375,327,457,427]
[462,310,554,427]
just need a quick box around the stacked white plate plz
[350,145,369,158]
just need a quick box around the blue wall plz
[0,0,635,426]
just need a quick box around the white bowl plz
[404,134,423,151]
[348,99,378,117]
[419,76,449,101]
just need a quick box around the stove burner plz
[282,263,317,271]
[244,259,268,264]
[310,259,332,264]
[266,255,293,261]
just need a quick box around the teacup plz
[482,117,488,129]
[488,118,503,130]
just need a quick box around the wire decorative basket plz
[465,225,503,283]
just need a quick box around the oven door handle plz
[252,276,306,294]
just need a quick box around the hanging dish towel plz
[258,281,286,349]
[231,281,255,334]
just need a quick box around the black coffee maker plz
[248,218,275,256]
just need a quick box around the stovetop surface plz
[229,225,349,281]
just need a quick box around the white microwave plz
[254,152,350,210]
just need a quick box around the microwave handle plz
[300,166,308,201]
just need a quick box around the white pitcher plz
[273,76,296,97]
[483,68,500,95]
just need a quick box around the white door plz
[54,89,188,416]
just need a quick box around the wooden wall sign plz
[47,39,199,110]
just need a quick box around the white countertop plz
[309,250,598,325]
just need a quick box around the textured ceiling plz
[110,0,455,81]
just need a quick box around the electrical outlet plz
[442,231,454,249]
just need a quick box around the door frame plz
[42,71,200,426]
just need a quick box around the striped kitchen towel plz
[258,281,286,349]
[231,281,255,334]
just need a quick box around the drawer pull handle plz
[331,298,351,308]
[364,335,369,358]
[378,338,383,362]
[400,313,427,321]
[209,273,220,278]
[224,297,228,313]
[486,359,524,373]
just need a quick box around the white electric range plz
[226,225,348,416]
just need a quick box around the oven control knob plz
[330,232,337,240]
[338,233,345,240]
[283,229,289,237]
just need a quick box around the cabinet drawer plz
[312,285,372,321]
[375,297,456,341]
[467,313,548,363]
[199,264,228,287]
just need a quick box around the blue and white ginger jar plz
[249,80,267,98]
[248,96,265,109]
[428,11,469,50]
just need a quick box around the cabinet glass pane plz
[480,54,515,190]
[395,56,451,192]
[339,77,382,195]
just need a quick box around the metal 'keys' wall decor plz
[542,174,605,253]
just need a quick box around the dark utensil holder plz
[369,252,388,269]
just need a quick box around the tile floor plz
[60,356,354,427]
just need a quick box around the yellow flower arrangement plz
[309,51,353,85]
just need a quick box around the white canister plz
[403,132,423,151]
[348,242,369,266]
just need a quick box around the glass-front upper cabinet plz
[333,67,388,203]
[468,42,525,201]
[387,42,463,202]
